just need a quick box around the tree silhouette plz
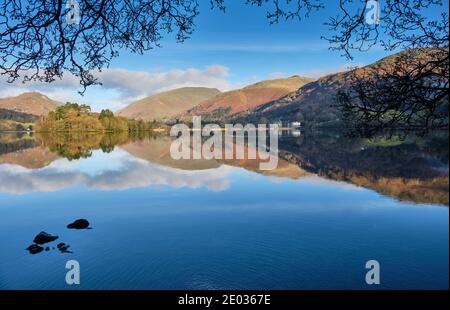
[327,0,449,135]
[336,48,448,136]
[1,0,203,92]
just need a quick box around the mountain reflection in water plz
[0,130,448,205]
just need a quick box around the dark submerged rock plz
[33,231,59,244]
[67,219,90,230]
[26,244,44,254]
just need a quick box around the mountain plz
[118,87,221,121]
[184,76,314,121]
[239,48,446,127]
[238,71,349,126]
[0,92,59,117]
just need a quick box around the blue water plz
[0,140,448,290]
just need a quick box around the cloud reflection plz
[0,151,231,195]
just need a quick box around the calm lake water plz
[0,131,448,289]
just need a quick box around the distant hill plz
[0,108,38,123]
[118,87,221,121]
[184,76,314,121]
[239,48,446,127]
[0,92,59,117]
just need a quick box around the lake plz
[0,131,448,289]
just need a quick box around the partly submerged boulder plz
[33,231,59,244]
[67,219,90,230]
[26,244,44,254]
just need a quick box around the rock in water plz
[57,242,72,253]
[26,244,44,254]
[67,219,90,229]
[33,231,59,244]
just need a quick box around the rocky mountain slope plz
[184,76,314,121]
[238,48,446,127]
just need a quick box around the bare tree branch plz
[0,0,201,93]
[336,48,449,136]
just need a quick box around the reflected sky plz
[0,148,233,195]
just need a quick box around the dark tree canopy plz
[1,0,205,91]
[0,0,448,134]
[336,48,449,136]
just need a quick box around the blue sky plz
[1,0,448,111]
[113,2,377,71]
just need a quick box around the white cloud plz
[0,65,232,111]
[96,65,231,98]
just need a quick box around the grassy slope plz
[118,87,221,121]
